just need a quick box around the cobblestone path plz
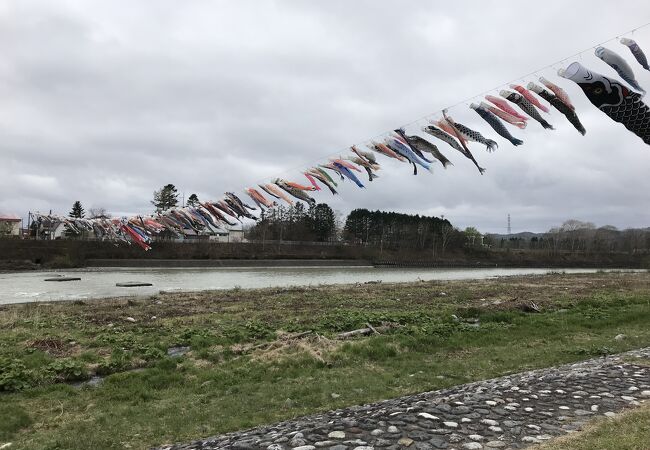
[158,348,650,450]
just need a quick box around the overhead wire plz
[244,21,650,188]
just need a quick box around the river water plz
[0,266,635,305]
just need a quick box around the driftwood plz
[519,301,541,313]
[232,331,313,354]
[336,323,397,340]
[366,322,380,335]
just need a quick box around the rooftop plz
[0,214,21,222]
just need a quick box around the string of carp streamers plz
[33,25,650,250]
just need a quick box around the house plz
[34,220,67,240]
[228,228,245,243]
[0,214,21,237]
[207,227,245,243]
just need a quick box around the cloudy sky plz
[1,0,650,233]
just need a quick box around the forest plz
[246,203,337,243]
[246,206,465,255]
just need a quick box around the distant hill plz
[486,231,544,240]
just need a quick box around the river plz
[0,266,638,305]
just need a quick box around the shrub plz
[46,359,88,382]
[0,358,34,392]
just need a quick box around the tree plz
[311,203,336,241]
[0,221,12,235]
[439,224,455,255]
[152,184,179,212]
[186,193,200,207]
[88,207,110,219]
[464,226,481,247]
[246,202,338,243]
[342,208,453,252]
[69,201,85,218]
[64,201,85,238]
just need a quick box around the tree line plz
[56,186,650,256]
[246,202,337,242]
[487,219,650,254]
[342,209,461,255]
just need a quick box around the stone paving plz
[157,348,650,450]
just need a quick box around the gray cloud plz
[1,0,650,233]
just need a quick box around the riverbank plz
[159,347,650,449]
[2,267,641,305]
[84,258,372,268]
[1,272,650,449]
[1,239,648,271]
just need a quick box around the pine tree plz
[69,201,85,218]
[186,193,200,207]
[311,203,336,241]
[152,184,179,212]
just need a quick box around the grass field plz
[1,271,649,449]
[539,400,650,450]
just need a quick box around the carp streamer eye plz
[594,87,603,94]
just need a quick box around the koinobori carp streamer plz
[559,61,650,145]
[393,129,453,168]
[447,120,498,152]
[620,38,650,71]
[527,82,586,135]
[482,101,527,129]
[510,84,550,113]
[595,46,646,95]
[500,90,554,130]
[38,31,650,251]
[440,110,485,175]
[470,103,524,146]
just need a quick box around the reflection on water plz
[0,266,632,305]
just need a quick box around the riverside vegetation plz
[0,272,649,449]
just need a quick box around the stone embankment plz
[158,348,650,450]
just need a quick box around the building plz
[34,219,67,240]
[0,214,21,237]
[174,226,246,243]
[228,228,245,242]
[207,227,245,243]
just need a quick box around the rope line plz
[245,21,650,187]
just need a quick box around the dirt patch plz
[236,331,343,364]
[256,336,341,364]
[26,337,75,356]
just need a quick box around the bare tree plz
[544,227,562,255]
[88,207,111,219]
[440,224,454,256]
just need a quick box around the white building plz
[207,227,245,243]
[0,214,21,237]
[34,219,67,239]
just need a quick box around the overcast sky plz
[1,1,650,233]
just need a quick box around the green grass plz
[540,402,650,450]
[0,272,649,449]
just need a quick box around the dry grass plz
[253,334,341,364]
[3,271,646,327]
[539,401,650,450]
